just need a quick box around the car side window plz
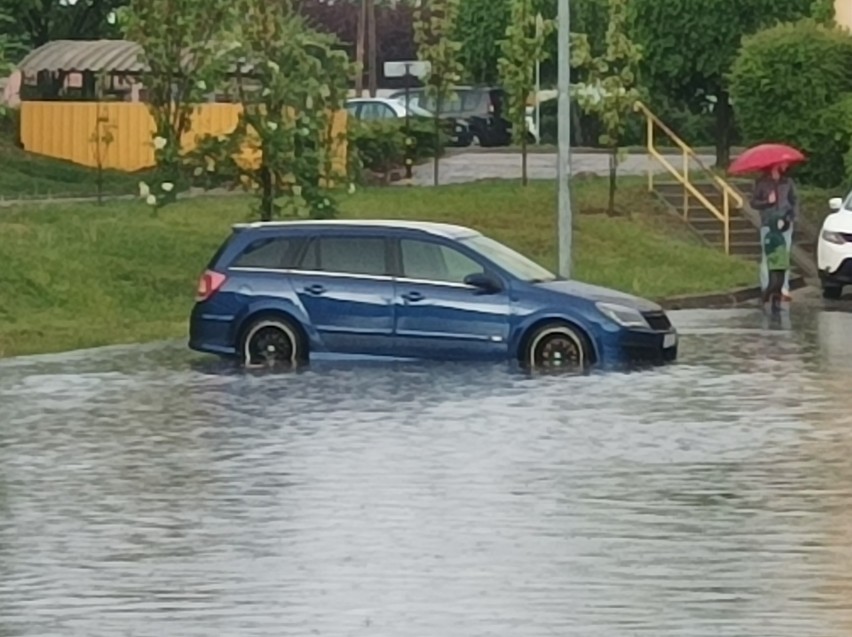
[345,102,360,118]
[359,101,384,120]
[232,237,295,269]
[297,237,388,276]
[400,239,484,284]
[378,103,396,119]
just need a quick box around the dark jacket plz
[750,175,798,226]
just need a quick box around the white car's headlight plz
[822,230,847,245]
[596,302,650,328]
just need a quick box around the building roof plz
[17,39,146,74]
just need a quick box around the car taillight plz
[196,270,227,302]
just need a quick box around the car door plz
[392,237,511,360]
[287,234,396,356]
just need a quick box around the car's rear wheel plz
[523,322,590,372]
[823,284,843,300]
[241,316,305,368]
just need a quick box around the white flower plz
[293,185,302,197]
[267,60,280,73]
[196,79,207,91]
[138,181,150,197]
[146,194,157,206]
[348,183,356,194]
[262,87,272,97]
[193,167,204,177]
[306,96,314,109]
[161,182,174,192]
[267,121,278,131]
[322,198,330,207]
[153,136,167,150]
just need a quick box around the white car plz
[817,194,852,298]
[345,97,433,121]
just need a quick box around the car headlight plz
[596,302,650,328]
[822,230,846,245]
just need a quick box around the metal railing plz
[633,101,744,254]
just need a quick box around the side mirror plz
[464,272,502,293]
[829,197,843,211]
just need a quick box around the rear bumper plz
[189,304,237,357]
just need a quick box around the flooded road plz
[2,306,852,636]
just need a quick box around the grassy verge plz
[0,178,755,358]
[0,136,146,200]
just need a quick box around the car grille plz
[642,311,672,332]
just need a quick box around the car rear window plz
[298,237,388,276]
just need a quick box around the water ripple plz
[2,307,852,636]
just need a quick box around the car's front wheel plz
[241,316,306,368]
[823,284,843,300]
[523,322,590,372]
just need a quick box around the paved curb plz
[657,275,807,310]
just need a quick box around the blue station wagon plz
[190,220,678,370]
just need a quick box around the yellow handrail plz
[633,101,743,254]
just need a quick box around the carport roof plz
[17,39,146,73]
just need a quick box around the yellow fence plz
[633,101,743,254]
[19,101,348,175]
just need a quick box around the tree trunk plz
[433,109,440,186]
[260,165,273,221]
[608,146,617,217]
[521,125,528,186]
[355,0,366,96]
[367,0,378,97]
[715,89,732,169]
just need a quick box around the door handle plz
[304,284,326,295]
[402,291,424,302]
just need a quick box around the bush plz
[538,96,644,148]
[348,117,443,182]
[729,19,852,187]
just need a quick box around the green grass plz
[0,136,147,200]
[0,178,755,358]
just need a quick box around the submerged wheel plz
[523,322,590,372]
[241,317,305,368]
[823,285,842,300]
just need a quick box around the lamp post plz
[557,0,572,278]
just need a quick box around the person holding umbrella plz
[729,143,805,303]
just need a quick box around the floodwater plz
[2,306,852,637]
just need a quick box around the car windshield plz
[461,234,557,283]
[406,103,434,117]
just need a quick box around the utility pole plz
[557,0,572,278]
[367,0,378,97]
[355,0,367,96]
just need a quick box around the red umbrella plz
[728,143,805,175]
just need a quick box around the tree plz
[628,0,818,168]
[456,0,510,84]
[498,2,553,185]
[730,19,852,187]
[413,0,463,186]
[121,0,237,207]
[572,0,641,216]
[0,0,127,47]
[224,0,352,220]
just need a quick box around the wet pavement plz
[407,151,718,186]
[2,304,852,636]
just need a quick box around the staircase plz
[634,102,817,285]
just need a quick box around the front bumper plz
[620,330,679,365]
[819,256,852,285]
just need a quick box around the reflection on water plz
[2,306,852,636]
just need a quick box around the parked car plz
[817,193,852,298]
[345,97,472,147]
[190,220,678,370]
[388,86,536,147]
